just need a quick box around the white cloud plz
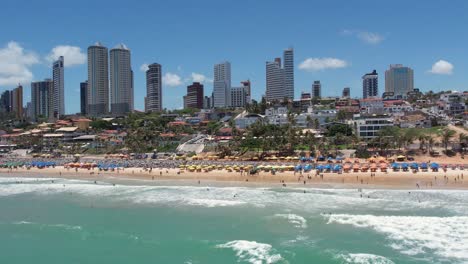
[298,58,348,71]
[191,72,212,83]
[140,63,149,72]
[357,32,384,44]
[0,41,40,86]
[163,72,183,87]
[46,45,86,67]
[429,60,454,75]
[342,30,384,44]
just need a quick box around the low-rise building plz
[352,114,394,140]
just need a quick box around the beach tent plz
[316,165,325,172]
[430,162,439,171]
[343,164,351,173]
[294,165,302,172]
[391,163,400,171]
[352,164,360,172]
[324,164,332,171]
[410,163,419,170]
[420,163,428,171]
[380,163,388,172]
[333,165,342,172]
[401,163,409,171]
[303,164,313,172]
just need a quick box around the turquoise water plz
[1,176,467,264]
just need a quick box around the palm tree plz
[458,133,467,154]
[441,128,456,152]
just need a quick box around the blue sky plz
[1,0,468,114]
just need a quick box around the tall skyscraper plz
[266,48,294,101]
[184,82,204,109]
[87,42,109,116]
[31,79,53,120]
[110,44,133,115]
[312,81,321,98]
[52,56,65,118]
[80,81,88,115]
[266,58,285,101]
[342,87,350,98]
[213,61,231,108]
[11,85,23,119]
[362,70,378,98]
[283,48,294,99]
[385,64,414,98]
[145,63,162,112]
[0,91,11,113]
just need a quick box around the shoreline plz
[1,166,468,190]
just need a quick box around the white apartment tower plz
[52,56,64,118]
[213,61,231,108]
[87,42,109,116]
[266,48,294,101]
[145,63,162,112]
[110,44,133,115]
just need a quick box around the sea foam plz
[326,214,468,262]
[274,214,307,228]
[338,253,395,264]
[216,240,282,264]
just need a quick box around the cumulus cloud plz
[191,72,212,83]
[429,60,454,75]
[0,41,40,86]
[140,63,149,72]
[342,30,384,44]
[163,72,183,87]
[298,58,348,71]
[46,45,86,67]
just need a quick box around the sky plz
[1,0,468,114]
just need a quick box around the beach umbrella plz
[410,163,419,169]
[420,163,428,169]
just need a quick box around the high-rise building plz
[301,92,311,100]
[110,44,133,115]
[0,91,11,113]
[362,70,378,99]
[266,48,294,101]
[230,80,251,107]
[283,48,294,100]
[31,79,53,120]
[52,56,65,118]
[184,82,204,109]
[87,42,109,116]
[266,58,285,101]
[11,85,23,119]
[312,81,321,98]
[213,61,231,108]
[342,87,350,98]
[145,63,162,112]
[385,64,414,98]
[80,81,88,115]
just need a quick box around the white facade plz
[110,44,133,115]
[353,114,394,139]
[266,48,294,102]
[213,61,231,108]
[266,60,285,101]
[52,56,64,117]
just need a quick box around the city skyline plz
[1,0,467,114]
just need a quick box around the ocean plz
[1,176,467,264]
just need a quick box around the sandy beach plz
[2,165,468,190]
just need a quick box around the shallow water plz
[1,176,467,263]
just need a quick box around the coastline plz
[1,166,468,190]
